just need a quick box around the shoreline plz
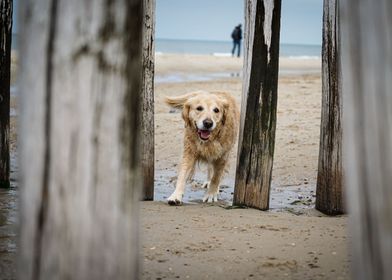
[10,51,321,85]
[155,53,321,83]
[155,70,321,84]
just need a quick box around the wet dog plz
[165,91,239,205]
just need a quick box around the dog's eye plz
[196,106,204,111]
[213,108,219,113]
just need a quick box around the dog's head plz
[182,93,228,141]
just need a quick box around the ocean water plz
[156,38,321,58]
[11,34,320,59]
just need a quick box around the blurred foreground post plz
[233,0,281,210]
[18,0,143,279]
[0,0,12,188]
[141,0,155,200]
[316,0,344,215]
[340,0,392,279]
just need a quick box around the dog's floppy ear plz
[220,98,229,125]
[166,92,202,128]
[182,101,192,127]
[164,92,199,109]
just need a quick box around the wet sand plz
[153,54,322,208]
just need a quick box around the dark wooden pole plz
[0,0,12,188]
[233,0,281,210]
[340,0,392,279]
[141,0,155,200]
[18,0,143,278]
[316,0,344,215]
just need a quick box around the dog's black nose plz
[203,119,213,129]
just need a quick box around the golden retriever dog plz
[165,91,239,205]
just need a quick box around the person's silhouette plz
[231,24,242,57]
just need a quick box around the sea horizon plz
[156,38,321,58]
[157,37,321,47]
[11,34,321,59]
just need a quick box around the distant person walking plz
[231,24,242,57]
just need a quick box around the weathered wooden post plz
[141,0,155,200]
[233,0,281,210]
[316,0,344,215]
[0,0,12,188]
[340,0,392,279]
[18,0,143,278]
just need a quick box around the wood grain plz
[18,0,143,278]
[141,0,155,200]
[0,0,12,188]
[340,0,392,278]
[316,0,344,215]
[233,0,281,210]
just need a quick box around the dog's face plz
[183,94,227,141]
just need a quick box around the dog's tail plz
[165,91,202,109]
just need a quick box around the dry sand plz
[141,54,350,279]
[141,203,348,280]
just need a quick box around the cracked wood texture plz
[0,0,12,188]
[340,0,392,279]
[18,0,143,279]
[141,0,155,200]
[233,0,281,210]
[316,0,344,215]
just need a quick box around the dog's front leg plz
[201,164,213,189]
[168,152,195,206]
[203,157,227,203]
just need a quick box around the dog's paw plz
[203,191,218,203]
[201,181,210,189]
[168,192,183,206]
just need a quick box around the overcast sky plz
[13,0,323,46]
[156,0,323,45]
[12,0,18,32]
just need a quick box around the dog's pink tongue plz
[199,130,211,139]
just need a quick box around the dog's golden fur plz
[165,91,239,205]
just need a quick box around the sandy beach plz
[0,53,350,279]
[141,203,348,280]
[141,53,350,279]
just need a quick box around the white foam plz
[287,55,320,60]
[212,52,232,57]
